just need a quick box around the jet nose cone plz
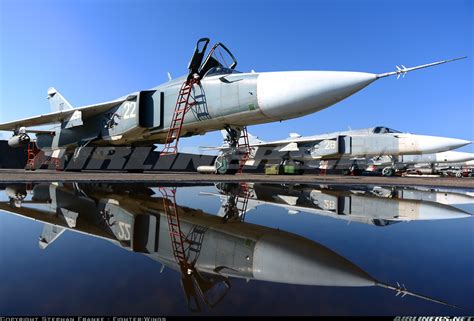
[257,71,377,119]
[252,231,375,287]
[436,151,474,163]
[417,204,471,220]
[434,137,471,150]
[405,135,471,154]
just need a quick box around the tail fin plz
[248,133,265,145]
[47,87,73,112]
[39,224,65,250]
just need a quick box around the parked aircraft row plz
[204,183,473,226]
[198,126,473,175]
[1,182,468,311]
[0,37,467,171]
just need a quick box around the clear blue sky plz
[0,0,472,153]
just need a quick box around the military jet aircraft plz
[0,182,459,311]
[0,37,465,165]
[199,126,471,174]
[205,183,472,226]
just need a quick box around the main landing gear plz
[214,126,250,175]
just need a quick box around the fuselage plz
[36,70,378,151]
[247,126,470,162]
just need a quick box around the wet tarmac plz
[0,181,473,315]
[0,169,473,189]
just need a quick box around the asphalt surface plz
[0,169,473,188]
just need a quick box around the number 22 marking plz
[123,102,136,119]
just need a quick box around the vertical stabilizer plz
[39,224,65,249]
[47,87,73,112]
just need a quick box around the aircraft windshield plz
[373,126,402,134]
[204,66,241,77]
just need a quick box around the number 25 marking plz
[324,140,336,149]
[123,102,136,119]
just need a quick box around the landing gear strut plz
[214,126,250,175]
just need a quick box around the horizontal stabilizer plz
[276,195,298,206]
[60,208,79,228]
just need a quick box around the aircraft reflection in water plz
[1,183,469,312]
[207,183,473,226]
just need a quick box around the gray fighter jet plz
[0,37,465,164]
[207,183,472,226]
[0,183,459,311]
[200,126,470,174]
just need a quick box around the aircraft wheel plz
[25,163,35,171]
[455,172,462,178]
[215,155,237,175]
[382,167,395,177]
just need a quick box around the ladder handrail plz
[236,127,251,174]
[159,187,191,271]
[161,78,199,155]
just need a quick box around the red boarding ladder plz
[236,182,251,220]
[158,187,193,274]
[25,142,40,170]
[161,78,199,155]
[25,143,62,171]
[236,127,250,174]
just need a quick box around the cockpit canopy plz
[187,38,239,79]
[372,126,402,134]
[199,42,238,77]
